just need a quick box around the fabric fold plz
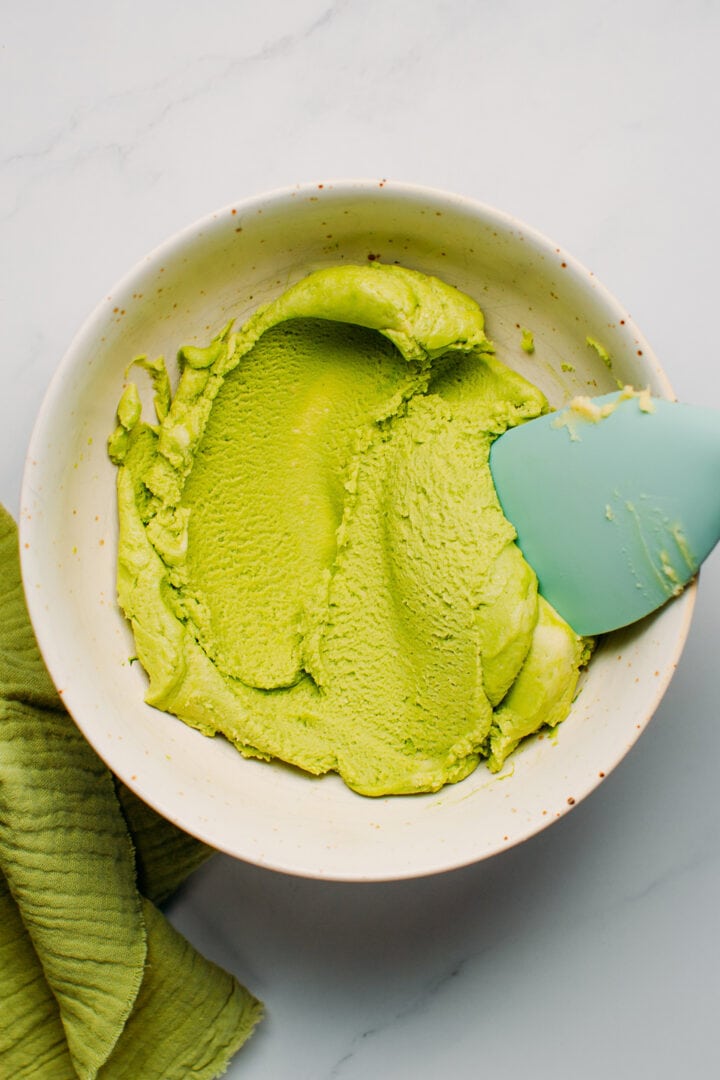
[114,781,214,908]
[0,868,77,1078]
[0,506,262,1078]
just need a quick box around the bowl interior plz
[20,181,693,880]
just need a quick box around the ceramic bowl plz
[20,180,693,881]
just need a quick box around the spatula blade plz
[489,392,720,635]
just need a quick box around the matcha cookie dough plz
[109,264,591,797]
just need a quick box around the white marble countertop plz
[3,2,720,1076]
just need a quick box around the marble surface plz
[3,2,720,1076]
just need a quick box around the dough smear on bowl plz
[109,264,592,797]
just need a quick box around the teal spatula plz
[489,390,720,636]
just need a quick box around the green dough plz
[110,264,590,797]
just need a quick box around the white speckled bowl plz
[20,180,693,881]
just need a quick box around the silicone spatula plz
[489,390,720,635]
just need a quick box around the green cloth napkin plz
[0,506,262,1078]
